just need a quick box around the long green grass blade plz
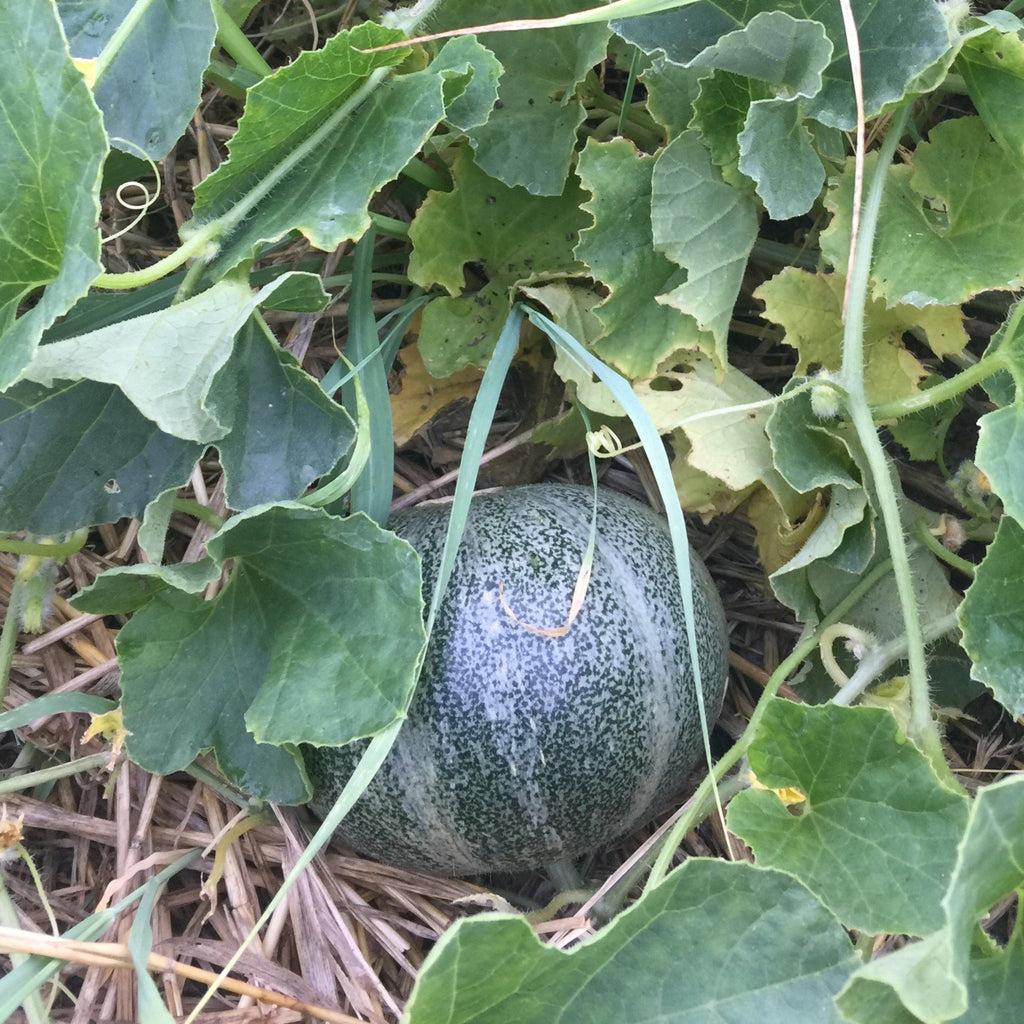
[523,305,720,825]
[128,877,175,1023]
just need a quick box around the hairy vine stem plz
[838,103,950,778]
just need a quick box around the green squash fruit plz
[305,483,728,876]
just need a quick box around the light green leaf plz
[755,268,968,407]
[958,515,1024,716]
[21,277,304,443]
[84,505,425,800]
[888,375,962,463]
[651,131,758,361]
[406,859,858,1023]
[409,146,587,376]
[209,318,354,509]
[58,0,217,159]
[739,98,823,220]
[613,0,950,130]
[640,55,705,138]
[138,487,177,563]
[0,0,106,389]
[837,776,1024,1024]
[633,355,799,513]
[821,118,1024,307]
[428,34,503,132]
[433,0,611,195]
[188,26,489,274]
[729,701,968,936]
[976,406,1024,525]
[575,138,710,379]
[957,15,1024,165]
[0,380,201,535]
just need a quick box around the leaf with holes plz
[728,700,968,936]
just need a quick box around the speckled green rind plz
[305,484,728,875]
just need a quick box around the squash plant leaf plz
[613,0,950,130]
[688,70,769,189]
[958,516,1024,717]
[650,131,758,361]
[432,0,611,196]
[837,776,1024,1024]
[187,25,496,275]
[956,13,1024,166]
[975,405,1024,527]
[728,701,969,937]
[756,268,968,408]
[21,275,312,443]
[73,504,426,802]
[575,138,712,379]
[821,118,1024,307]
[406,858,858,1023]
[57,0,218,159]
[408,146,587,376]
[209,318,354,509]
[0,0,106,390]
[0,380,201,535]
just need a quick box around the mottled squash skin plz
[305,483,728,876]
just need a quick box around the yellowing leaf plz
[71,57,98,89]
[391,343,482,446]
[749,771,807,808]
[746,487,827,576]
[755,268,967,407]
[83,707,127,765]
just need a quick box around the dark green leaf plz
[0,0,106,388]
[58,0,217,158]
[85,505,425,800]
[406,859,857,1023]
[210,319,353,509]
[614,0,950,130]
[958,515,1024,716]
[257,272,330,312]
[0,380,200,535]
[74,560,220,614]
[838,776,1024,1024]
[729,701,968,936]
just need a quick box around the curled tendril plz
[101,137,161,246]
[585,425,642,459]
[819,622,877,688]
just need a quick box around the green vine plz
[838,103,951,781]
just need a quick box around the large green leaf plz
[58,0,217,158]
[21,277,306,443]
[650,131,758,361]
[74,504,426,802]
[729,701,968,936]
[755,268,967,407]
[0,380,201,535]
[821,118,1024,307]
[433,0,611,195]
[837,776,1024,1024]
[408,146,587,375]
[405,859,858,1023]
[613,0,950,130]
[958,515,1024,717]
[210,319,353,509]
[957,14,1024,166]
[187,27,493,274]
[575,138,709,379]
[0,0,106,389]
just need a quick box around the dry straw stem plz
[0,927,363,1024]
